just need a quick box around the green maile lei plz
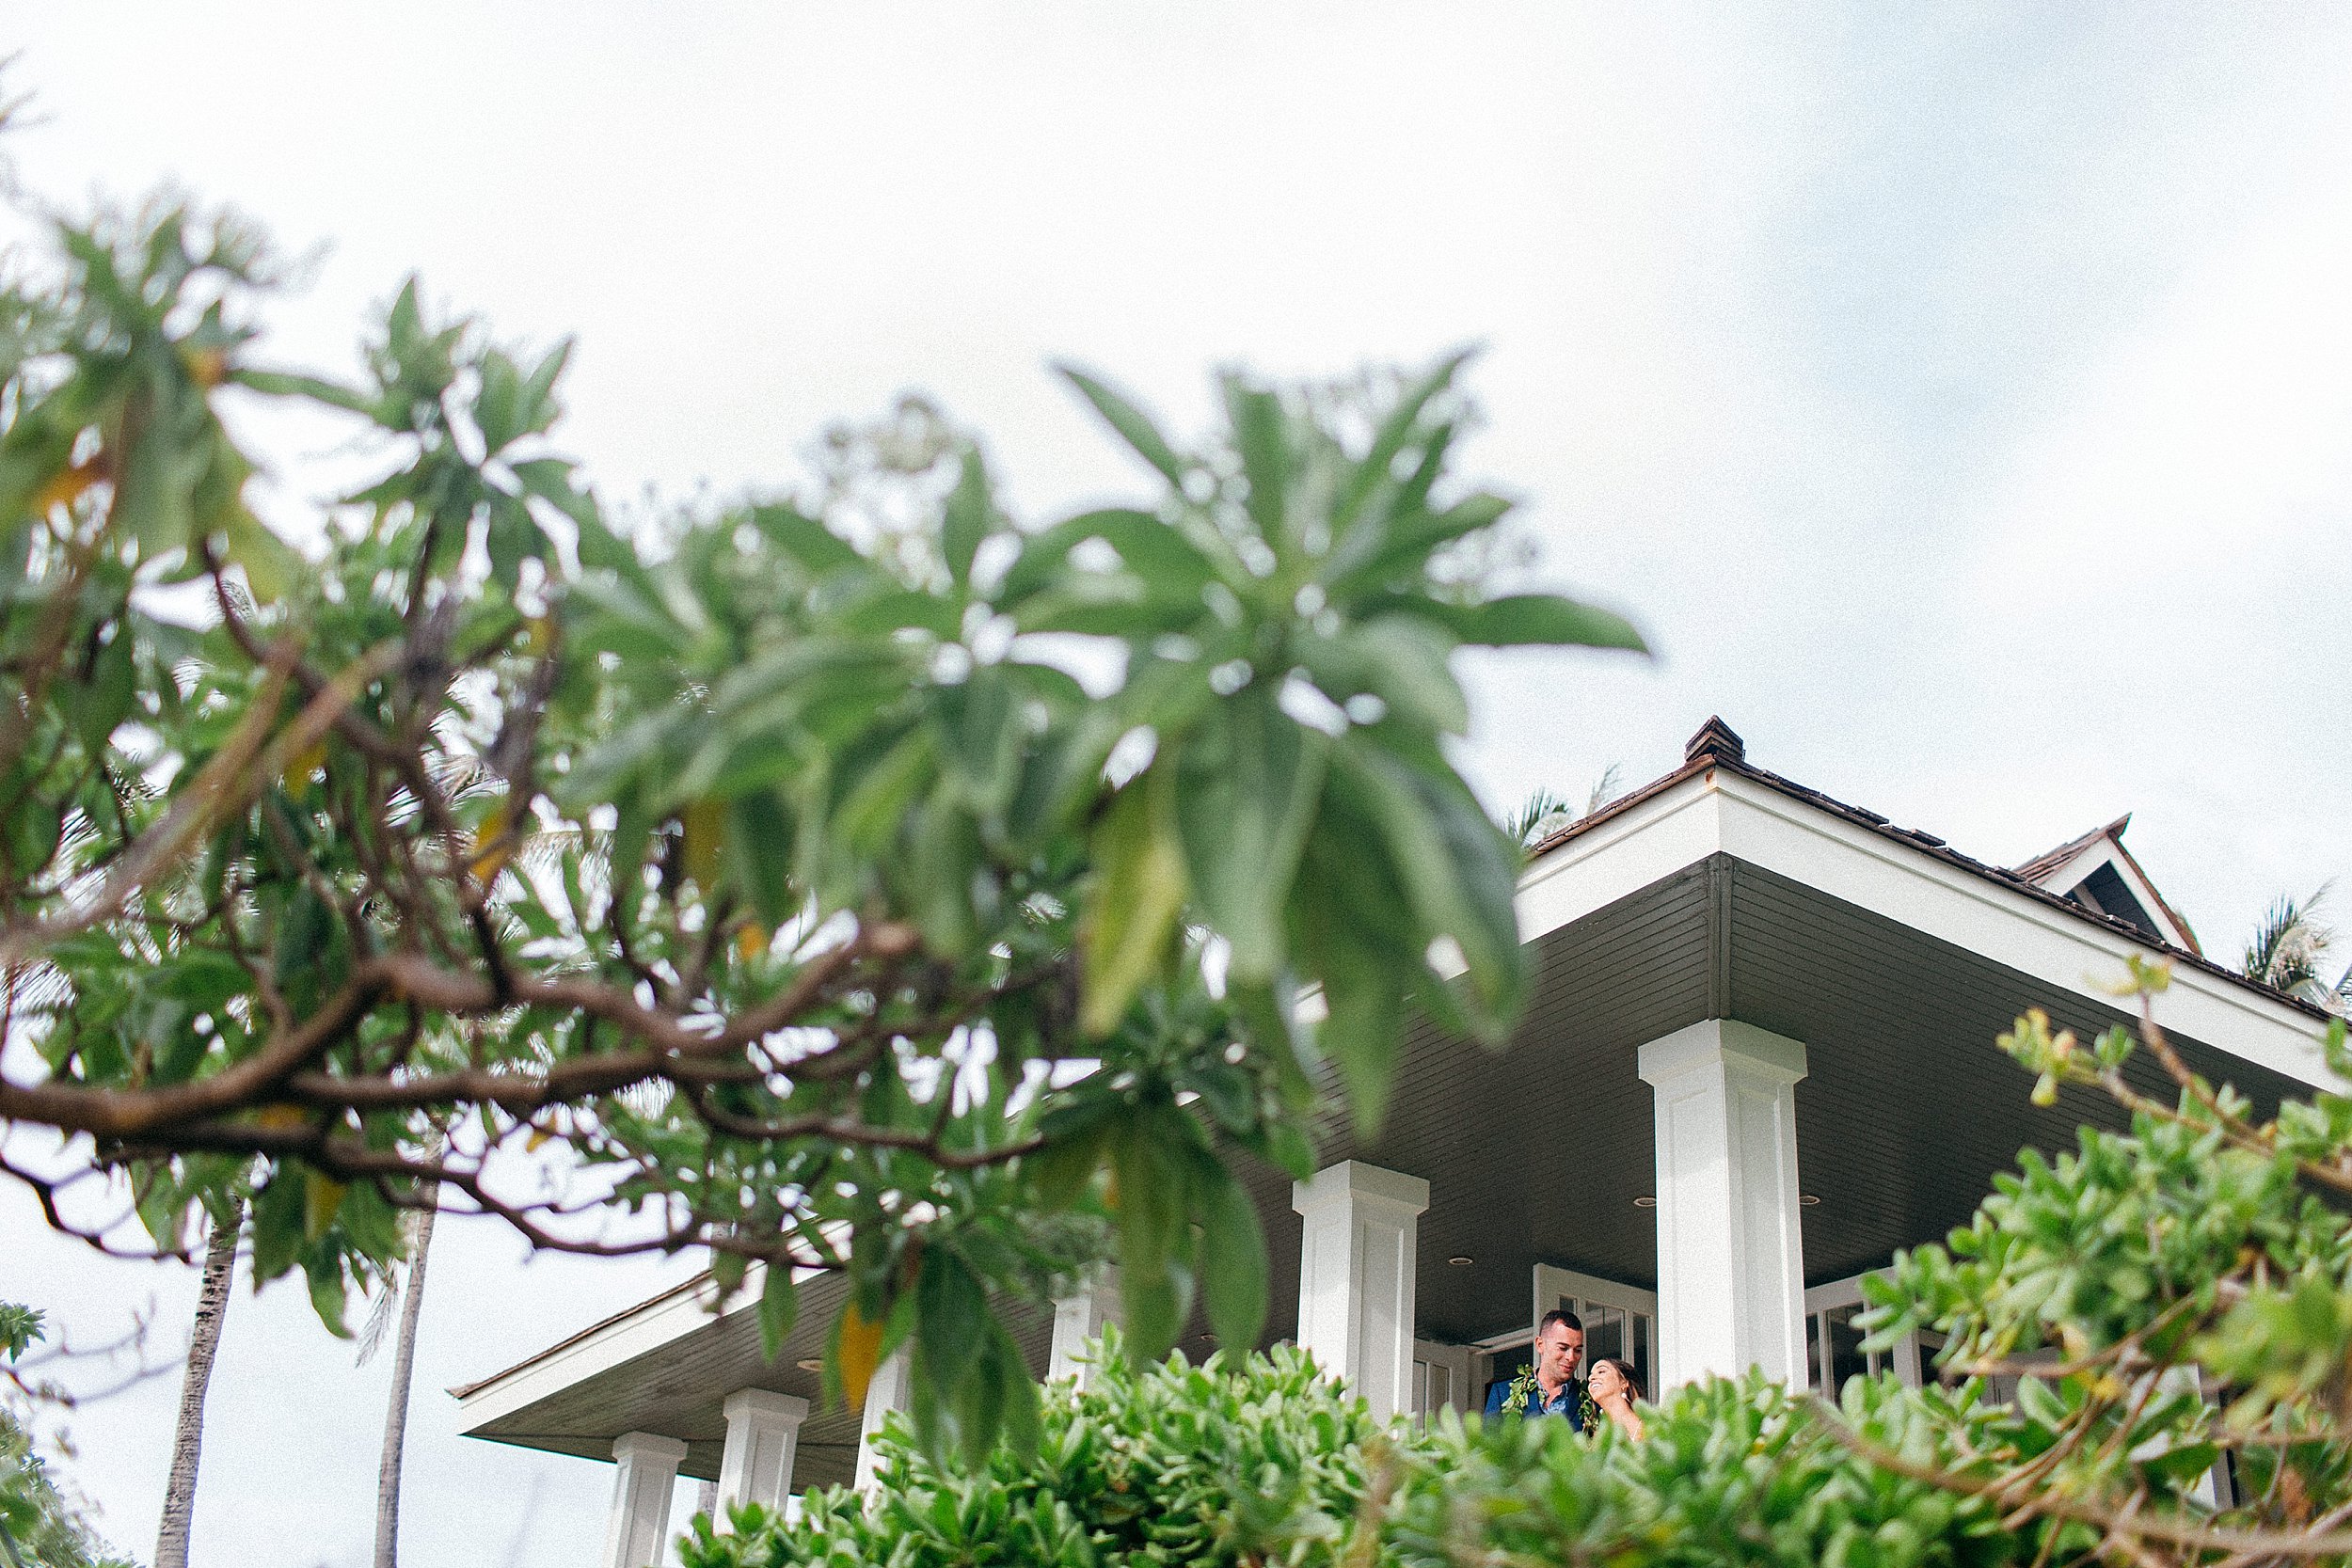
[1500,1366,1535,1414]
[1501,1368,1604,1433]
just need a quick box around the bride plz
[1586,1357,1645,1441]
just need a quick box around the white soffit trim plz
[1516,771,2329,1090]
[455,1268,759,1433]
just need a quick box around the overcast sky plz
[6,6,2351,1566]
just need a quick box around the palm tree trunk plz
[155,1204,240,1568]
[373,1196,438,1568]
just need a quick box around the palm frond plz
[353,1269,402,1367]
[1505,787,1575,849]
[2243,885,2336,997]
[1585,764,1625,817]
[1509,765,1629,851]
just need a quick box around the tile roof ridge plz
[1683,715,1745,766]
[2011,817,2127,883]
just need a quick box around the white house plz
[452,718,2331,1565]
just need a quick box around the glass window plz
[1825,1304,1870,1393]
[1585,1305,1626,1366]
[1413,1358,1453,1418]
[1558,1296,1652,1398]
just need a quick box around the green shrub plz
[1381,1376,2023,1568]
[682,1329,1387,1568]
[680,1333,2038,1568]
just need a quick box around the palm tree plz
[153,1201,241,1568]
[357,1137,445,1568]
[369,1202,437,1568]
[2242,887,2352,1013]
[1506,765,1626,851]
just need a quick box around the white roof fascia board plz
[1706,774,2328,1089]
[1515,777,1725,943]
[455,1267,760,1432]
[1511,771,2326,1089]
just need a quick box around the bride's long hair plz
[1593,1357,1644,1402]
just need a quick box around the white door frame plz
[1464,1266,1664,1404]
[1534,1264,1659,1327]
[1535,1264,1658,1396]
[1410,1338,1474,1420]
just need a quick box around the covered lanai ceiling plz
[1241,850,2311,1351]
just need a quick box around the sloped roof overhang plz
[1518,757,2326,1089]
[453,1265,1053,1490]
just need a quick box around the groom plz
[1484,1308,1586,1427]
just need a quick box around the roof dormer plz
[2011,814,2201,956]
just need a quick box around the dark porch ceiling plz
[1232,853,2307,1351]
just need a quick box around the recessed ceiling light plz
[1799,1194,1821,1207]
[1632,1196,1658,1209]
[1447,1255,1474,1266]
[796,1357,823,1372]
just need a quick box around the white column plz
[2156,1365,2226,1508]
[714,1389,809,1522]
[1048,1264,1121,1388]
[851,1347,913,1493]
[1291,1160,1430,1422]
[1638,1019,1808,1390]
[600,1431,688,1568]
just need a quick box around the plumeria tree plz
[0,193,1643,1454]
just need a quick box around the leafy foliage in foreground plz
[692,978,2352,1568]
[684,1330,1380,1568]
[0,1307,131,1568]
[683,1336,2034,1568]
[0,180,1641,1457]
[1861,981,2352,1559]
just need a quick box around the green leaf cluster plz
[0,1308,132,1568]
[1857,1003,2352,1548]
[681,1347,2030,1568]
[683,1328,1384,1568]
[0,183,1640,1468]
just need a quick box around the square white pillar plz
[1291,1160,1430,1422]
[851,1346,913,1493]
[715,1388,809,1522]
[1048,1264,1121,1388]
[1638,1019,1808,1390]
[600,1431,688,1568]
